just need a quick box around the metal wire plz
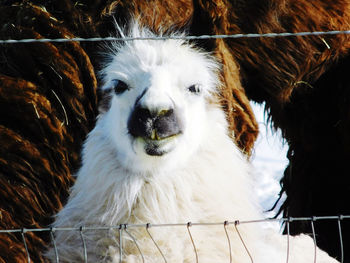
[1,30,350,44]
[234,220,253,263]
[224,221,232,263]
[145,223,167,263]
[1,26,349,262]
[1,216,349,233]
[21,229,31,263]
[0,216,347,262]
[286,218,290,263]
[79,226,88,263]
[187,222,199,263]
[124,225,145,263]
[338,215,344,263]
[310,217,317,263]
[119,225,123,263]
[49,228,59,263]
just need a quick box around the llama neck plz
[72,148,200,226]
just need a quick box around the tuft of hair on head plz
[101,17,192,58]
[98,18,221,100]
[97,19,152,77]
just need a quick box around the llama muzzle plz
[128,106,183,141]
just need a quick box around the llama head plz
[98,22,220,173]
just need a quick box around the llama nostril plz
[128,107,153,138]
[153,109,181,139]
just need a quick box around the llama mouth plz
[145,144,167,156]
[143,135,179,156]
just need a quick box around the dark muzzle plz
[128,106,182,140]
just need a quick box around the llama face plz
[99,25,219,173]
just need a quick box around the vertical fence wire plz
[119,225,123,263]
[145,223,167,263]
[79,227,88,263]
[234,221,253,263]
[49,228,59,263]
[310,217,317,263]
[338,216,344,263]
[21,229,31,263]
[187,222,199,263]
[286,218,290,263]
[124,225,145,263]
[224,221,232,263]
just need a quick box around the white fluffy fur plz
[46,22,338,262]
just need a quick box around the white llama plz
[46,21,338,263]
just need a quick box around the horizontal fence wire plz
[2,215,349,234]
[1,216,348,263]
[1,30,350,44]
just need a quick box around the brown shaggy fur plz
[2,0,350,261]
[0,2,98,261]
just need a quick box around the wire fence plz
[1,29,350,44]
[1,26,350,262]
[0,215,348,263]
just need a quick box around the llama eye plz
[112,79,129,95]
[187,84,201,94]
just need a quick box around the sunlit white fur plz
[46,22,338,262]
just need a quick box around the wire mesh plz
[3,216,348,263]
[1,27,349,262]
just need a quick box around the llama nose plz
[128,106,182,140]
